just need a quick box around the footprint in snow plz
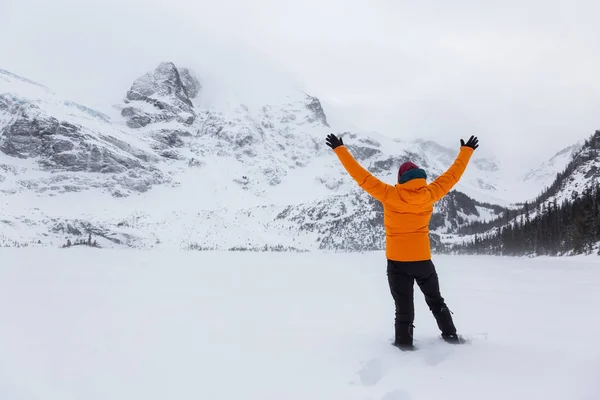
[381,389,411,400]
[414,337,454,366]
[423,346,454,366]
[357,358,385,386]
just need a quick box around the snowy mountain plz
[446,130,600,256]
[496,130,600,213]
[0,63,535,250]
[533,130,600,206]
[521,142,584,197]
[0,68,169,197]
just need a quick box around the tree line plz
[450,180,600,256]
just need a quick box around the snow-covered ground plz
[0,249,598,400]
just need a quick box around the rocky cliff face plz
[305,95,329,127]
[0,69,169,196]
[178,68,201,99]
[1,101,150,174]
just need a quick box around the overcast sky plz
[1,0,599,167]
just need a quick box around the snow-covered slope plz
[0,63,534,249]
[0,68,169,197]
[521,142,584,198]
[506,131,600,212]
[0,248,598,399]
[442,130,600,253]
[530,130,600,207]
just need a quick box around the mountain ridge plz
[0,62,587,253]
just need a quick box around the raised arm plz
[427,136,479,202]
[326,134,394,202]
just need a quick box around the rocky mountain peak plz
[127,62,192,105]
[121,62,197,128]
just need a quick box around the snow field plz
[0,249,598,400]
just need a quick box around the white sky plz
[1,0,599,168]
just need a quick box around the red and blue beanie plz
[398,161,427,184]
[398,161,418,181]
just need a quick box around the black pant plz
[387,259,457,345]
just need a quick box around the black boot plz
[441,333,468,344]
[392,323,416,351]
[432,306,457,336]
[442,333,468,344]
[434,307,467,344]
[393,342,417,351]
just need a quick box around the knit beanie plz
[398,161,418,181]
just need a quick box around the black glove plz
[325,134,344,150]
[460,135,479,150]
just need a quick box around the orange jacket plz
[333,145,474,261]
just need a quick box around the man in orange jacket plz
[326,133,479,351]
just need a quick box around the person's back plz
[381,181,437,262]
[328,135,475,262]
[325,133,479,350]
